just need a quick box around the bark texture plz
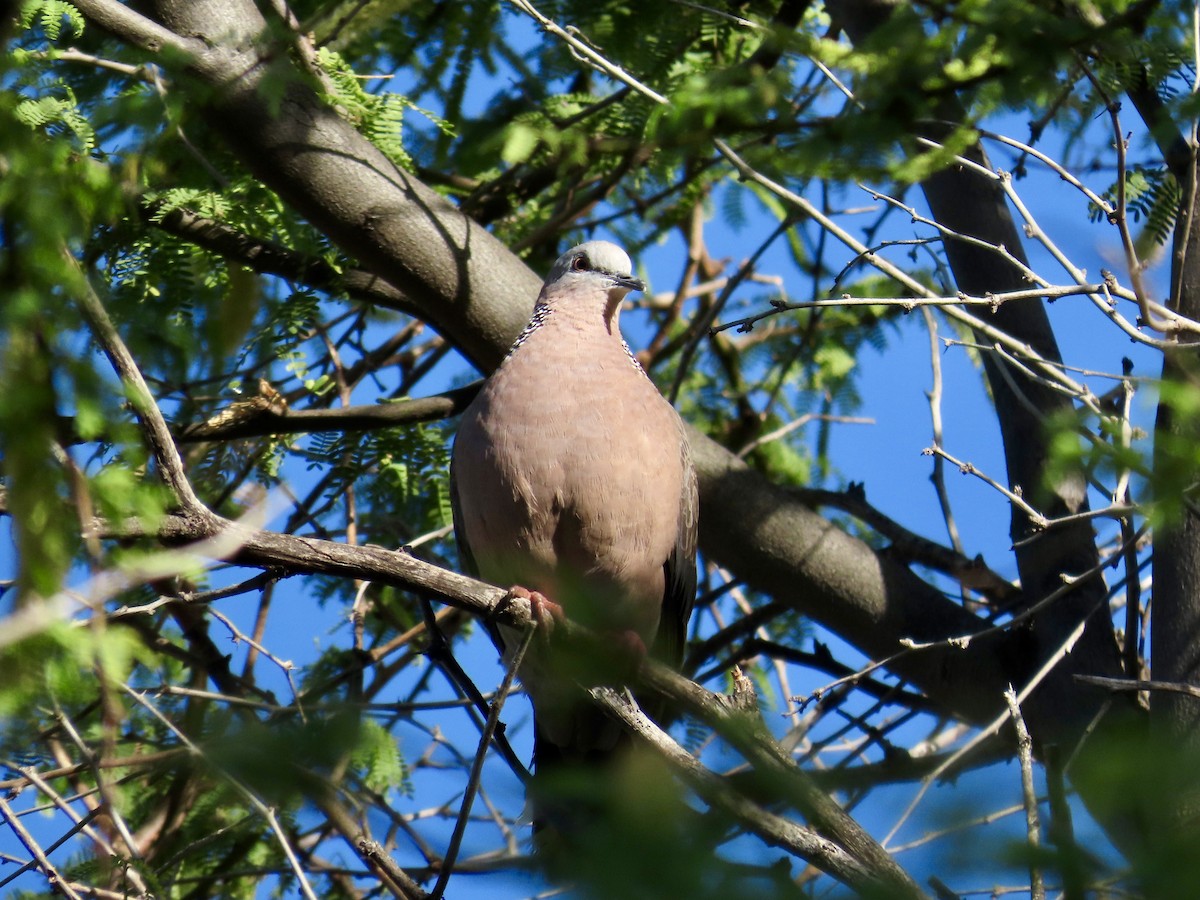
[1152,156,1200,819]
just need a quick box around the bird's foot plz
[505,585,564,636]
[607,629,648,682]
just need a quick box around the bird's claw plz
[505,586,564,637]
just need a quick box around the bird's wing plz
[449,444,508,653]
[653,428,699,670]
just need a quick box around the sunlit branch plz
[714,139,1188,406]
[71,0,200,56]
[506,0,669,104]
[122,685,322,900]
[921,307,968,569]
[1075,675,1200,699]
[0,796,86,900]
[915,135,1200,341]
[589,685,902,896]
[924,446,1049,528]
[176,385,478,443]
[1081,63,1174,334]
[863,185,1045,286]
[735,412,872,459]
[883,607,1096,847]
[1005,689,1046,900]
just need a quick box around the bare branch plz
[0,796,86,900]
[177,385,478,442]
[590,685,902,896]
[71,0,201,56]
[1005,688,1045,900]
[506,0,668,104]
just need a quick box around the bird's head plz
[540,241,644,324]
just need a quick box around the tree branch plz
[148,204,417,314]
[176,385,478,442]
[591,685,906,896]
[70,254,212,519]
[70,0,200,56]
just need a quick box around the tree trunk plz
[1152,153,1200,823]
[830,0,1128,744]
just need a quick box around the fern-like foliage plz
[1089,166,1180,247]
[18,0,84,41]
[352,718,413,796]
[315,47,453,173]
[14,88,95,151]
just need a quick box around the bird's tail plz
[529,712,630,841]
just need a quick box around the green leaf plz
[351,718,411,795]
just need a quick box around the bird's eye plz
[571,254,589,272]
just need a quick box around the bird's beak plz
[614,274,645,293]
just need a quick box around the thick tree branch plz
[176,385,478,442]
[148,204,417,314]
[85,0,541,370]
[1152,151,1200,813]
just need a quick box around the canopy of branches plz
[2,1,1199,898]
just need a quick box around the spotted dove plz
[450,240,698,774]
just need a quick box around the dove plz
[451,240,697,785]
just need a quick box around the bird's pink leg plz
[505,585,565,635]
[608,629,648,681]
[502,587,646,682]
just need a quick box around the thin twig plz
[923,445,1048,528]
[1074,675,1200,698]
[430,624,535,899]
[506,0,668,104]
[883,609,1095,847]
[122,686,321,900]
[921,307,967,576]
[68,252,209,517]
[0,795,86,900]
[1004,688,1045,900]
[670,217,793,402]
[50,702,147,883]
[736,413,873,458]
[1082,64,1174,333]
